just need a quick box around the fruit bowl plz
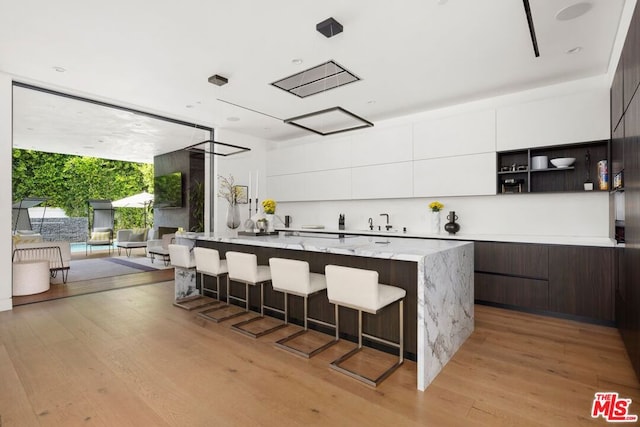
[550,157,576,168]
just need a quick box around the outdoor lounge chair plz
[117,228,150,257]
[86,199,114,255]
[148,233,175,266]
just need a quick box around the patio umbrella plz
[112,192,154,227]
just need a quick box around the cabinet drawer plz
[548,245,614,322]
[475,242,549,279]
[475,272,549,310]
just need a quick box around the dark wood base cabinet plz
[474,242,614,324]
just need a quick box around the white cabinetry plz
[413,152,496,197]
[413,109,496,160]
[350,125,412,167]
[496,90,609,151]
[267,169,351,202]
[352,162,413,200]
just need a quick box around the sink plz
[356,229,398,233]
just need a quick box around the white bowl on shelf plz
[550,157,576,168]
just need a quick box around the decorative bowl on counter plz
[550,157,576,168]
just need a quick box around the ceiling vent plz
[316,17,343,38]
[208,74,229,86]
[270,60,360,98]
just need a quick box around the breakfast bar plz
[196,232,474,390]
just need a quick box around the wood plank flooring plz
[1,281,639,426]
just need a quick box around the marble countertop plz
[273,227,618,248]
[197,232,471,263]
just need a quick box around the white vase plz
[226,203,241,229]
[265,214,275,232]
[430,211,441,234]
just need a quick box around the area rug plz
[51,256,171,284]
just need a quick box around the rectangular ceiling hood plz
[271,60,360,98]
[284,107,373,136]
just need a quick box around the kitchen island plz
[197,232,473,391]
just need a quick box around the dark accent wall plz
[153,150,204,232]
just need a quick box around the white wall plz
[213,129,270,235]
[266,76,612,240]
[275,192,609,238]
[1,73,13,311]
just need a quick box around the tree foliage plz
[12,149,154,230]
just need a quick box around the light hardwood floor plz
[1,281,638,426]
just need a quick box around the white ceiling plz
[0,0,630,163]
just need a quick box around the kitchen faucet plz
[368,217,374,230]
[380,213,392,231]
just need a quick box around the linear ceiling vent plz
[271,60,360,98]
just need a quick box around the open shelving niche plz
[496,140,610,194]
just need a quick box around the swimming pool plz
[70,242,119,253]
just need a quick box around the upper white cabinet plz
[351,162,413,200]
[267,169,351,202]
[413,152,496,197]
[350,125,413,167]
[266,135,351,176]
[413,109,496,160]
[496,90,610,151]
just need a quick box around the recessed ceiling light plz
[186,104,194,109]
[437,0,448,5]
[98,139,104,143]
[556,2,592,21]
[566,46,583,54]
[82,145,94,149]
[26,127,34,131]
[53,66,66,73]
[227,116,240,122]
[367,100,376,104]
[292,58,303,65]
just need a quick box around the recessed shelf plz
[497,139,609,194]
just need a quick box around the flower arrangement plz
[218,175,243,205]
[429,201,444,212]
[262,199,276,214]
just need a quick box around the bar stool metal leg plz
[274,293,337,358]
[231,281,287,338]
[330,299,405,387]
[197,275,247,323]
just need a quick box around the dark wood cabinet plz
[475,273,548,310]
[612,55,625,132]
[612,116,625,178]
[475,241,614,323]
[475,241,548,279]
[623,3,640,113]
[496,140,610,194]
[548,246,614,322]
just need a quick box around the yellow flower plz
[429,201,444,212]
[262,199,276,214]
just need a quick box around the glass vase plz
[226,203,241,229]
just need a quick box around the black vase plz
[444,211,460,235]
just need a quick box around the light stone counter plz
[198,232,474,391]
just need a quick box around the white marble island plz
[197,232,474,391]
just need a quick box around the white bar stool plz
[325,264,406,387]
[193,247,227,301]
[170,244,217,311]
[269,258,337,358]
[226,251,286,338]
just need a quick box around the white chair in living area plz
[225,251,286,338]
[324,264,406,387]
[170,244,218,311]
[269,258,337,358]
[192,247,227,307]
